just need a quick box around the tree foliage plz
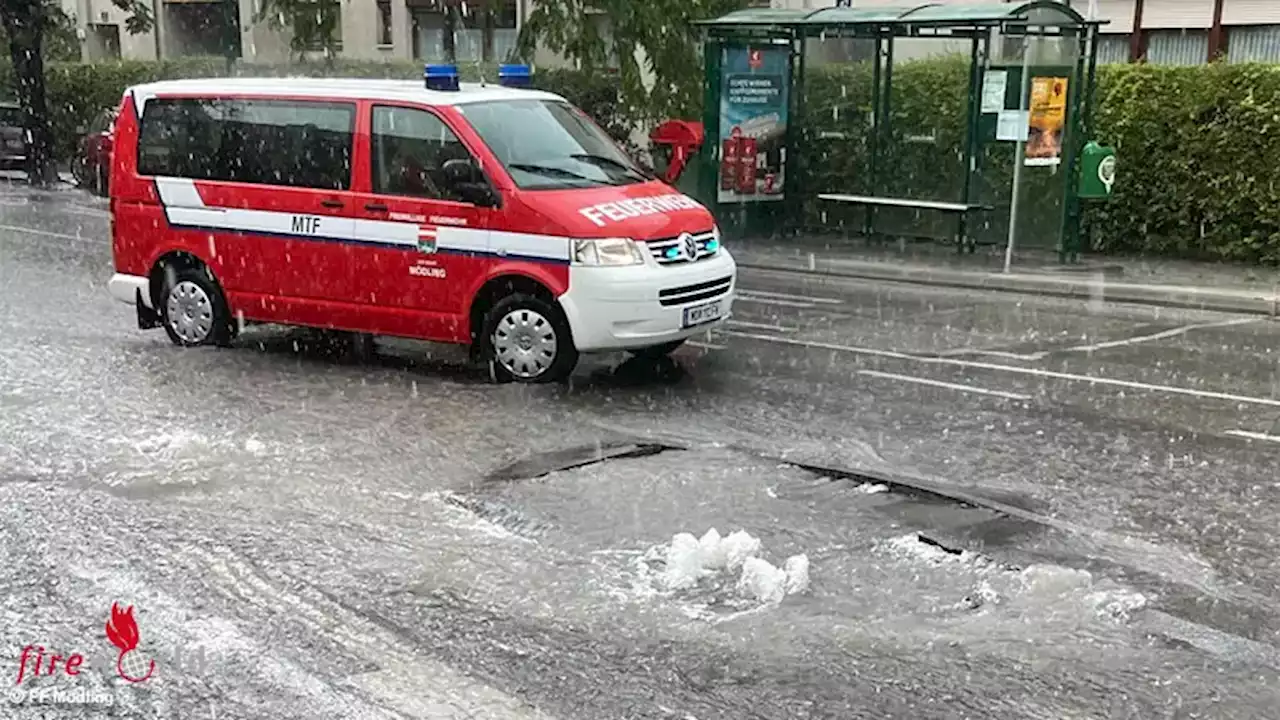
[0,0,151,184]
[0,2,79,62]
[255,0,342,62]
[516,0,747,126]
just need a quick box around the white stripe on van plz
[155,177,206,207]
[151,177,570,262]
[486,230,570,260]
[166,205,358,246]
[349,216,419,248]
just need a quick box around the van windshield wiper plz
[507,162,614,185]
[570,153,650,180]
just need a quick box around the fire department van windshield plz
[106,73,736,384]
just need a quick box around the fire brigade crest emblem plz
[418,225,438,254]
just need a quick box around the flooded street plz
[3,182,1279,718]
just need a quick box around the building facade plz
[62,0,1280,67]
[60,0,550,65]
[1089,0,1280,64]
[760,0,1280,64]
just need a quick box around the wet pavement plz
[3,181,1280,719]
[730,235,1280,316]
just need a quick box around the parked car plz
[72,106,117,195]
[0,101,29,172]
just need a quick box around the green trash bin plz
[1078,141,1116,200]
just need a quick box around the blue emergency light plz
[498,64,532,88]
[424,64,460,92]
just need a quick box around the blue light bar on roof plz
[498,64,532,88]
[424,64,459,91]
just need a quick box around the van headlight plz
[572,238,646,266]
[707,225,722,253]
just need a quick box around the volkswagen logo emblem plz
[679,232,698,260]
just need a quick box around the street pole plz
[1003,33,1031,274]
[152,0,162,60]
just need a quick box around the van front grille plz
[647,230,719,265]
[658,275,733,307]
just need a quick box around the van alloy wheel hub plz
[166,281,214,344]
[493,309,557,378]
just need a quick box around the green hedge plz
[1089,62,1280,263]
[801,59,1280,264]
[9,55,1280,262]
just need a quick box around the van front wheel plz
[483,294,577,384]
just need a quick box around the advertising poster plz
[1025,76,1068,166]
[718,45,789,203]
[981,69,1008,113]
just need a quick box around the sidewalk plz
[731,236,1280,316]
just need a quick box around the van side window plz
[371,105,474,202]
[137,98,354,191]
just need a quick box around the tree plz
[0,3,79,61]
[0,0,152,185]
[516,0,747,127]
[254,0,343,64]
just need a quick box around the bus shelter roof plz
[693,2,1102,31]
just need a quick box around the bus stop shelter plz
[692,1,1109,263]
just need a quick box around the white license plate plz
[682,299,723,328]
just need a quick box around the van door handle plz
[364,203,388,212]
[320,199,344,209]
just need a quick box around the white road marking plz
[939,317,1261,362]
[725,330,1280,409]
[1052,317,1260,354]
[858,369,1031,401]
[737,288,843,304]
[688,341,727,350]
[735,295,815,309]
[938,347,1043,361]
[1225,430,1280,443]
[727,319,796,332]
[0,223,90,241]
[65,205,109,217]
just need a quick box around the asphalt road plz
[2,180,1279,719]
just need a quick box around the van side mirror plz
[441,158,498,207]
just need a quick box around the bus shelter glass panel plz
[973,28,1083,254]
[871,33,978,243]
[799,33,878,231]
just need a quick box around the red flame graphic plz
[105,603,155,683]
[105,603,139,652]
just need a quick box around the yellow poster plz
[1025,76,1067,166]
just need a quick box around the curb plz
[737,256,1280,317]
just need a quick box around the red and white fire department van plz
[107,65,735,383]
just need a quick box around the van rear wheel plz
[483,294,577,384]
[160,266,235,348]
